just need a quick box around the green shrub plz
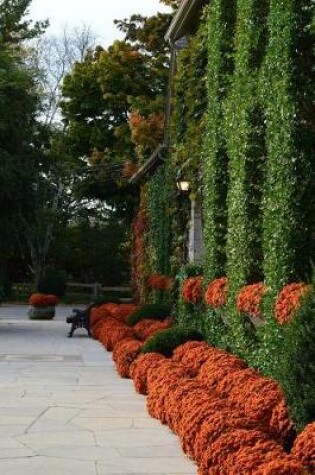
[140,326,204,357]
[127,303,172,326]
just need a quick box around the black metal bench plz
[66,298,123,338]
[66,307,91,337]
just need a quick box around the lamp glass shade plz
[176,180,190,192]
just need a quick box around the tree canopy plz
[60,7,173,211]
[0,0,176,290]
[0,1,43,272]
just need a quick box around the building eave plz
[128,144,167,185]
[165,0,208,43]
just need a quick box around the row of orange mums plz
[182,277,312,324]
[89,303,314,474]
[130,340,312,474]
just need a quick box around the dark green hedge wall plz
[202,0,235,283]
[262,0,313,300]
[224,0,268,354]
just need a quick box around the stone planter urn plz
[28,305,55,320]
[28,293,58,320]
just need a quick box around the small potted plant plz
[28,293,59,320]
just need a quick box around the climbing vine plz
[261,0,313,298]
[171,6,208,194]
[202,0,235,284]
[224,0,268,355]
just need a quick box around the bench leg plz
[68,323,76,337]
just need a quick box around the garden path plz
[0,305,196,475]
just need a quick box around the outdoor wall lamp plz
[176,170,190,192]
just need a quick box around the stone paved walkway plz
[0,305,196,475]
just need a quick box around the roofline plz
[165,0,206,43]
[128,144,167,185]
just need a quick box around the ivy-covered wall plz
[145,0,314,329]
[202,0,234,283]
[140,0,314,429]
[147,164,172,277]
[262,0,313,302]
[224,0,268,353]
[200,0,313,355]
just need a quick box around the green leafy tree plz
[18,127,86,285]
[0,0,46,285]
[0,0,47,45]
[61,9,172,217]
[51,212,130,285]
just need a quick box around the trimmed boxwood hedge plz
[140,326,204,357]
[127,303,172,326]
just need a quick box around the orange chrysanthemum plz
[130,352,166,395]
[205,277,227,308]
[147,274,174,291]
[182,277,204,304]
[292,422,315,473]
[274,283,312,325]
[236,282,266,318]
[112,338,142,378]
[29,293,58,307]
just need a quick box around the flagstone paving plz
[0,305,196,475]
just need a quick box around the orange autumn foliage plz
[129,111,164,151]
[131,208,147,303]
[122,160,139,178]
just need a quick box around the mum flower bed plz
[89,302,313,475]
[183,276,312,327]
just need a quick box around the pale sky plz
[28,0,171,46]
